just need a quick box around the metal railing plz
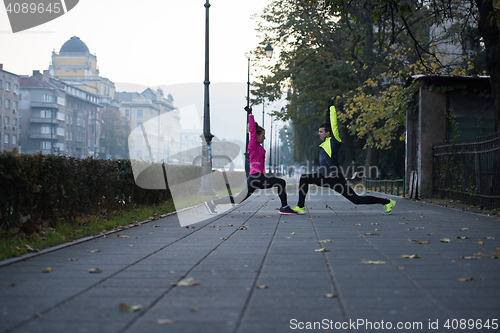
[433,132,500,208]
[365,178,405,197]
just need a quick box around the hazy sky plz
[0,0,272,86]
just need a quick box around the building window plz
[125,109,130,118]
[41,142,51,150]
[41,125,51,134]
[13,118,17,126]
[0,80,2,88]
[5,99,9,108]
[14,84,18,91]
[136,121,143,129]
[57,128,64,136]
[13,101,17,110]
[137,110,143,119]
[5,82,10,91]
[4,135,9,144]
[12,135,17,145]
[41,110,52,118]
[43,94,52,103]
[5,117,10,126]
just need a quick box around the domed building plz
[49,36,115,105]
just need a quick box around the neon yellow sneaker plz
[383,199,396,215]
[292,206,306,214]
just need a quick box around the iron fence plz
[433,132,500,208]
[365,178,405,197]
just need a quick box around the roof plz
[406,74,491,87]
[20,76,55,89]
[60,36,89,53]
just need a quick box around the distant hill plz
[115,82,249,143]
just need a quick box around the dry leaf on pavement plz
[315,248,329,252]
[88,268,102,273]
[119,303,142,312]
[401,254,421,259]
[42,267,53,273]
[255,285,268,289]
[457,277,473,282]
[170,277,200,287]
[412,239,430,244]
[440,238,451,243]
[157,319,173,325]
[361,260,386,264]
[324,293,338,298]
[318,239,332,243]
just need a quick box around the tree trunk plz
[364,141,380,179]
[477,0,500,130]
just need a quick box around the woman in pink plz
[205,106,297,215]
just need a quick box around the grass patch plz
[0,187,243,262]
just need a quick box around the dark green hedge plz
[0,152,246,233]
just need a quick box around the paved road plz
[1,186,499,333]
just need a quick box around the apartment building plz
[0,64,21,152]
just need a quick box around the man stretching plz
[292,100,395,215]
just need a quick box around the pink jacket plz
[248,115,266,175]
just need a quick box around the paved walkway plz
[1,183,499,333]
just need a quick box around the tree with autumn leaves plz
[250,0,495,177]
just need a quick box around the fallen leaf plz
[440,238,451,243]
[361,260,386,264]
[353,223,362,226]
[492,253,500,259]
[43,267,53,273]
[152,225,160,228]
[220,237,228,240]
[483,236,495,239]
[290,232,298,235]
[473,252,486,256]
[324,293,338,298]
[427,233,434,236]
[365,233,379,236]
[456,236,469,239]
[315,248,329,252]
[371,223,381,225]
[24,244,35,252]
[226,224,233,227]
[117,235,129,238]
[461,256,480,260]
[412,239,430,244]
[457,277,473,282]
[6,283,16,287]
[119,303,142,312]
[88,268,102,273]
[459,228,468,231]
[255,285,268,289]
[476,240,484,245]
[86,250,101,253]
[414,227,425,230]
[171,277,200,287]
[318,239,333,243]
[190,307,200,312]
[401,254,421,259]
[34,313,42,318]
[156,319,173,325]
[68,258,79,261]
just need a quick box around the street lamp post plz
[198,0,216,196]
[244,43,273,177]
[268,116,273,174]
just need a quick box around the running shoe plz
[279,206,298,215]
[204,201,217,214]
[383,199,396,215]
[292,206,306,214]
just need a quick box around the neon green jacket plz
[319,105,342,175]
